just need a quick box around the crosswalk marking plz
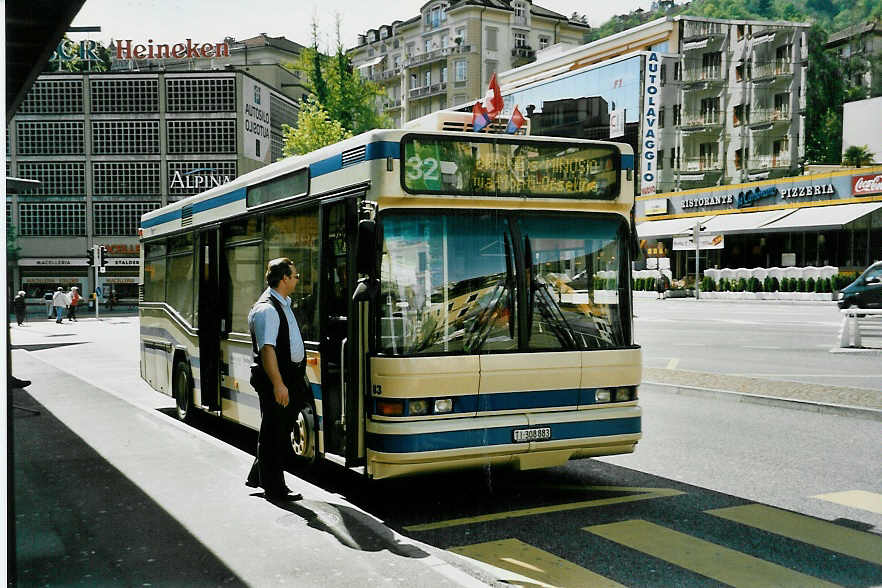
[708,503,882,566]
[404,487,683,532]
[451,538,625,588]
[813,490,882,516]
[585,520,839,588]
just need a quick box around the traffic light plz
[87,248,94,266]
[98,245,107,267]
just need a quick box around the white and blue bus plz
[139,112,642,479]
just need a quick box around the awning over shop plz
[698,209,796,235]
[637,215,716,239]
[760,201,882,232]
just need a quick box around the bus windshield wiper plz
[531,276,577,349]
[462,233,516,353]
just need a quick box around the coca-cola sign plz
[853,174,882,196]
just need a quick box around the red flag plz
[482,73,504,119]
[471,101,490,132]
[506,105,525,134]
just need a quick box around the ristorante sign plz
[116,39,230,60]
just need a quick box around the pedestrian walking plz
[52,287,69,324]
[13,290,27,325]
[656,271,666,300]
[245,257,306,502]
[45,292,53,319]
[67,286,81,321]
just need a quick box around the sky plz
[71,0,654,50]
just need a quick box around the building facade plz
[7,70,299,304]
[348,0,590,128]
[825,19,882,93]
[496,16,810,196]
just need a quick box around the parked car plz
[837,261,882,309]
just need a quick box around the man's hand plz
[273,382,290,407]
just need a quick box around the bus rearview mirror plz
[356,219,377,278]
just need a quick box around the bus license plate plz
[513,427,552,443]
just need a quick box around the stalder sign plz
[243,77,271,163]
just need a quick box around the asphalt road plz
[634,298,881,390]
[9,315,882,587]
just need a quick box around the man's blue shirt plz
[248,287,305,363]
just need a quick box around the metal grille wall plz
[93,161,161,196]
[90,78,160,113]
[19,201,86,236]
[167,119,236,153]
[92,120,160,154]
[17,79,84,114]
[16,162,86,195]
[94,201,161,235]
[16,121,84,154]
[166,77,235,112]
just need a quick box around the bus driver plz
[245,257,306,502]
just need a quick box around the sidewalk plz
[8,349,496,587]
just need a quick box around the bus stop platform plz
[8,349,495,587]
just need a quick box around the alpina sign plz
[853,174,882,196]
[116,39,230,60]
[169,168,234,190]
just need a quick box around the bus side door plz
[319,198,360,462]
[198,227,221,411]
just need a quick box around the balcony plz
[682,21,727,41]
[383,99,402,111]
[406,47,452,68]
[748,156,791,171]
[683,157,724,173]
[678,110,724,131]
[511,46,536,67]
[751,60,792,81]
[682,66,724,84]
[369,68,402,83]
[511,15,527,28]
[408,82,448,100]
[749,108,791,126]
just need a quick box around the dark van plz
[837,261,882,309]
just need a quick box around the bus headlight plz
[615,387,632,402]
[409,399,430,416]
[595,389,611,403]
[434,398,454,414]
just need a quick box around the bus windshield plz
[402,135,620,199]
[379,211,628,356]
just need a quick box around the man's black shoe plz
[266,490,303,502]
[9,377,31,388]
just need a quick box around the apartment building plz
[7,69,299,302]
[348,0,590,127]
[825,19,882,92]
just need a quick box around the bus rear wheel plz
[173,360,194,423]
[290,403,317,470]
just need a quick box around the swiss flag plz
[481,73,504,119]
[506,105,525,134]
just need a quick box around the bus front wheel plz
[290,402,317,470]
[173,360,194,423]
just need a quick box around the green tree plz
[281,96,352,157]
[288,15,388,143]
[842,144,875,166]
[804,25,848,164]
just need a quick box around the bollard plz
[838,313,851,348]
[852,312,861,347]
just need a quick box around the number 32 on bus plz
[139,112,642,480]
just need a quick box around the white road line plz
[744,346,781,350]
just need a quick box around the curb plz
[644,380,882,422]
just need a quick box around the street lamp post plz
[695,221,701,301]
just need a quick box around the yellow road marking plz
[404,486,684,532]
[585,520,838,588]
[451,538,625,588]
[666,358,679,370]
[813,490,882,516]
[708,503,882,566]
